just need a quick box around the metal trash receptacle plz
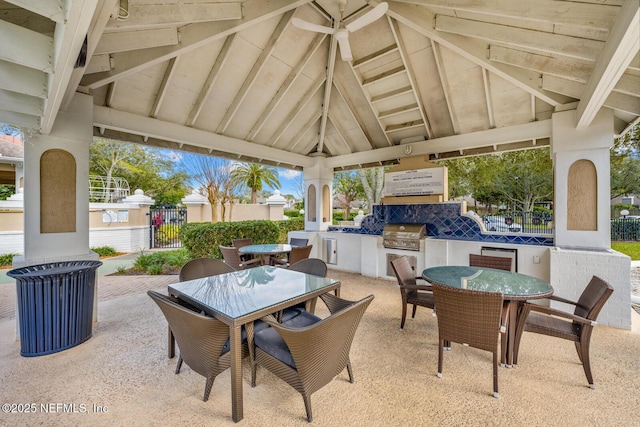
[7,260,103,357]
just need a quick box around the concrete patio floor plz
[0,267,639,426]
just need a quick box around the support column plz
[550,107,630,329]
[14,92,97,268]
[302,155,333,232]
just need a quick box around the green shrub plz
[133,249,191,275]
[180,219,304,259]
[91,246,118,257]
[284,209,300,218]
[0,253,18,268]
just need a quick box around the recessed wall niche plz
[567,159,597,231]
[40,149,76,233]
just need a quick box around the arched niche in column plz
[41,149,76,233]
[567,159,597,231]
[322,184,330,222]
[307,184,316,222]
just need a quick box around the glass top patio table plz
[421,266,553,300]
[168,265,340,422]
[238,244,292,264]
[422,265,553,368]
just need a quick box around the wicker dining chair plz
[289,237,309,247]
[147,290,249,402]
[251,293,374,422]
[469,254,513,271]
[512,275,613,389]
[271,244,313,267]
[431,283,506,398]
[219,245,263,270]
[390,256,435,330]
[232,238,254,262]
[179,258,235,282]
[287,258,328,277]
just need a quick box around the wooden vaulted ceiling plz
[0,0,638,172]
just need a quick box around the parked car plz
[483,216,522,233]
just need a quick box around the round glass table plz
[422,266,553,367]
[238,244,292,265]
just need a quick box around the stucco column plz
[303,155,333,231]
[551,108,613,249]
[550,107,630,329]
[14,92,97,267]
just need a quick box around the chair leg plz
[303,395,313,422]
[175,355,183,374]
[492,350,499,398]
[251,362,258,388]
[400,304,407,330]
[411,304,417,319]
[574,341,584,364]
[203,376,214,402]
[437,338,444,378]
[578,335,595,388]
[346,359,354,383]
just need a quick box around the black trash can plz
[7,260,103,357]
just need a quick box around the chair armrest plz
[548,294,578,306]
[527,303,597,325]
[241,257,264,268]
[319,292,354,314]
[400,284,433,292]
[270,256,287,266]
[416,278,434,289]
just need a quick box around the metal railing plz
[481,212,553,234]
[89,175,130,202]
[611,218,640,241]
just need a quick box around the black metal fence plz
[149,207,187,248]
[611,218,640,241]
[480,212,553,234]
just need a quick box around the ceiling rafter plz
[186,34,236,127]
[105,2,242,31]
[289,113,322,153]
[81,0,313,89]
[327,113,355,152]
[0,19,53,72]
[151,57,179,119]
[270,74,326,147]
[576,0,640,128]
[94,28,179,55]
[317,22,340,154]
[333,72,379,150]
[41,0,100,134]
[386,2,567,106]
[393,0,617,39]
[388,16,433,139]
[246,32,328,141]
[217,10,295,134]
[0,61,47,98]
[61,0,118,110]
[4,0,66,24]
[482,68,495,128]
[430,41,458,134]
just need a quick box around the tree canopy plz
[231,163,280,204]
[89,139,188,206]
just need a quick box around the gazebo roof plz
[0,0,638,170]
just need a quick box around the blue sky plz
[165,150,302,197]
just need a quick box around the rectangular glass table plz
[422,266,553,367]
[168,265,340,422]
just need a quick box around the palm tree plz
[231,163,280,204]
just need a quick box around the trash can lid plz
[7,261,103,279]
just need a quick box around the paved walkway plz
[0,254,180,320]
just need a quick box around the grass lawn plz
[612,242,640,260]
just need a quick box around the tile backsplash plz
[328,203,553,246]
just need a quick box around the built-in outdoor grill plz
[383,224,426,251]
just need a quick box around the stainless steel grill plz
[382,224,426,251]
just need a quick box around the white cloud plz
[279,169,300,179]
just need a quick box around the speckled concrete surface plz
[0,270,638,427]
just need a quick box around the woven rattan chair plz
[390,256,434,330]
[431,283,506,398]
[232,238,254,262]
[469,254,512,271]
[287,258,328,277]
[219,245,263,270]
[147,290,249,402]
[251,293,374,422]
[289,237,309,247]
[513,275,613,388]
[271,244,312,267]
[179,258,235,282]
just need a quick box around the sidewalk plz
[0,253,179,320]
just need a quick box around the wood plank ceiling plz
[0,0,638,171]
